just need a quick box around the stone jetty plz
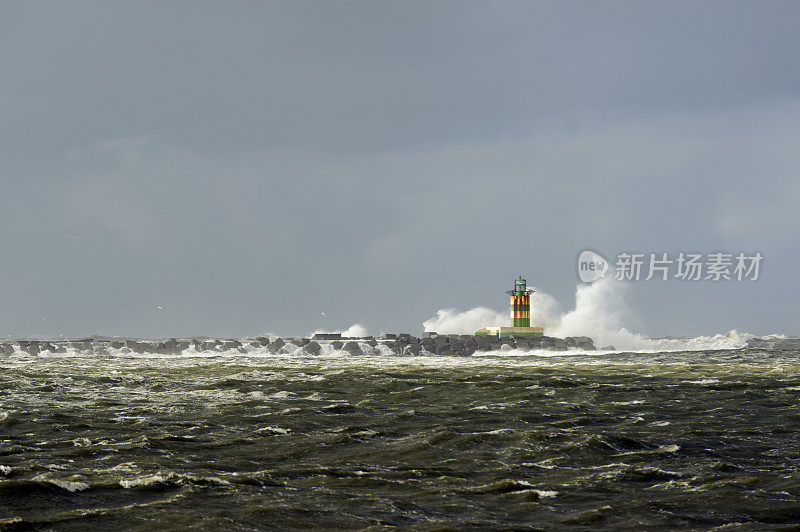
[0,333,595,356]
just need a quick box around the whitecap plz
[34,475,89,492]
[479,428,515,435]
[521,459,561,469]
[530,489,558,498]
[120,473,172,489]
[256,426,291,434]
[262,391,295,400]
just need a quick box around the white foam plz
[423,307,507,335]
[256,426,291,434]
[312,323,368,337]
[472,347,604,358]
[120,473,171,489]
[34,475,89,492]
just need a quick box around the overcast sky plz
[1,1,799,339]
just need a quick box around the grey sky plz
[1,1,799,339]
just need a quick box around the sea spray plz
[422,277,749,352]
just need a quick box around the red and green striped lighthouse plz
[474,275,544,338]
[508,276,532,327]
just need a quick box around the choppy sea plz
[2,340,800,530]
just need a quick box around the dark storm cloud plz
[1,1,798,338]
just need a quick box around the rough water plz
[2,340,800,530]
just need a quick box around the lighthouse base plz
[474,326,544,338]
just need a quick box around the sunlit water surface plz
[1,347,800,530]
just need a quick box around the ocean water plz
[1,342,800,530]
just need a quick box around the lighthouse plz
[508,275,532,327]
[474,276,544,338]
